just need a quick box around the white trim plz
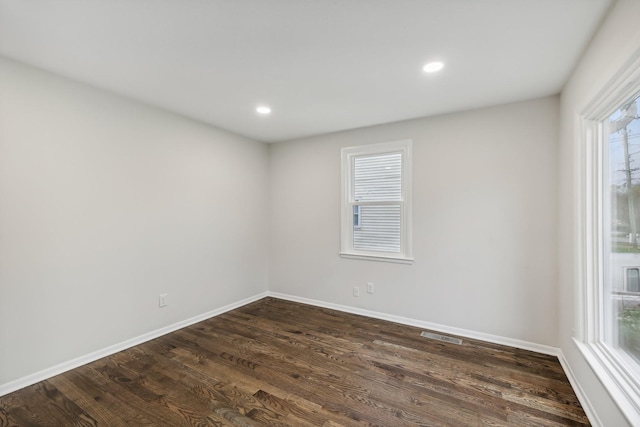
[557,347,604,427]
[267,291,558,356]
[0,291,268,398]
[573,338,640,426]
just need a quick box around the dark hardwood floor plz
[0,297,589,426]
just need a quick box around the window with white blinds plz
[353,153,402,253]
[341,140,413,263]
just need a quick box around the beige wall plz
[269,96,559,347]
[0,57,269,386]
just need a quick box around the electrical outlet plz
[367,282,374,294]
[159,293,168,308]
[353,286,360,297]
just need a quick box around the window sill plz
[573,337,640,426]
[339,252,413,265]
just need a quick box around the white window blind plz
[340,140,412,263]
[353,153,402,253]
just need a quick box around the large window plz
[340,140,412,263]
[579,54,640,423]
[605,94,640,366]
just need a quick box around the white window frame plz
[340,139,413,264]
[576,50,640,425]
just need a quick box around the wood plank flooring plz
[0,297,589,426]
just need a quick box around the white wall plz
[558,1,640,425]
[269,96,559,347]
[0,57,269,387]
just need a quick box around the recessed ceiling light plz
[256,106,271,115]
[423,62,444,73]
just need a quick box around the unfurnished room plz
[1,1,640,426]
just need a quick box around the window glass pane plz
[353,152,402,202]
[607,92,640,363]
[628,268,640,293]
[353,205,400,253]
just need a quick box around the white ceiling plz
[0,0,612,143]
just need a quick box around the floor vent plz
[420,331,462,345]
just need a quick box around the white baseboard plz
[0,291,268,398]
[267,292,559,356]
[556,349,602,427]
